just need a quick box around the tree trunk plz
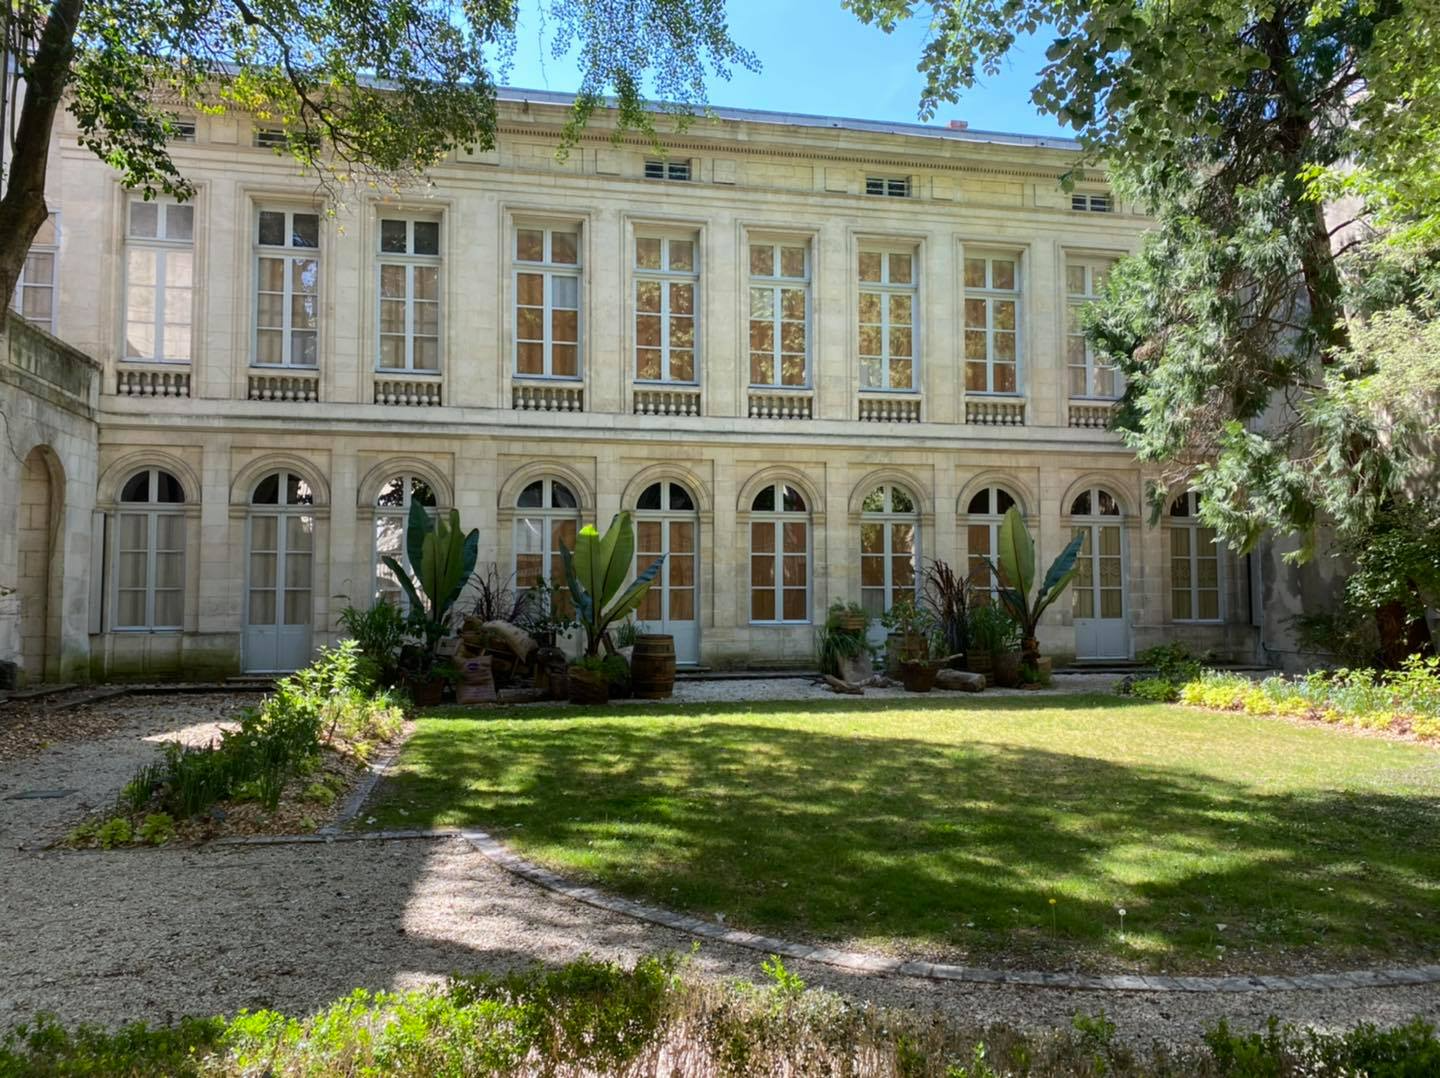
[0,0,83,307]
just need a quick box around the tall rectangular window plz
[963,254,1020,394]
[634,234,698,383]
[253,208,320,367]
[11,212,58,333]
[124,198,194,363]
[377,217,441,372]
[1066,258,1122,398]
[1170,492,1221,621]
[748,241,809,387]
[514,226,580,378]
[858,248,916,391]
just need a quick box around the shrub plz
[1130,676,1180,702]
[302,783,336,806]
[5,957,1440,1076]
[337,600,408,687]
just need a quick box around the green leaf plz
[995,507,1036,600]
[603,554,667,627]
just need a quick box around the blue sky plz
[498,1,1068,138]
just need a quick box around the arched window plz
[514,478,580,607]
[115,467,186,629]
[1170,491,1220,621]
[749,482,809,623]
[635,481,700,662]
[963,484,1020,601]
[1070,486,1123,621]
[245,470,315,672]
[860,483,918,616]
[373,473,439,607]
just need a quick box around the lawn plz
[363,694,1440,973]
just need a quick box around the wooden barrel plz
[631,634,676,699]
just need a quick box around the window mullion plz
[543,272,553,377]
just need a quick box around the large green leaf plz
[405,498,430,579]
[381,555,425,615]
[558,538,595,629]
[995,507,1036,600]
[572,524,602,602]
[597,512,636,608]
[1035,566,1081,621]
[1039,532,1088,606]
[603,554,666,627]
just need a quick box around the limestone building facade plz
[5,89,1262,679]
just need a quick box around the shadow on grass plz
[368,708,1440,973]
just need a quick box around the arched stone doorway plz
[18,446,63,684]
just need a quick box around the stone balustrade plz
[512,380,585,412]
[247,369,320,402]
[5,315,99,411]
[964,396,1026,426]
[1068,400,1118,429]
[374,375,442,407]
[747,387,813,420]
[857,393,922,423]
[117,365,191,398]
[633,384,702,417]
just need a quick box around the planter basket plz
[966,653,994,675]
[900,659,941,693]
[568,667,610,705]
[409,676,445,707]
[993,651,1022,688]
[836,613,868,633]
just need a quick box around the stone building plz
[2,89,1264,681]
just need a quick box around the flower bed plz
[1178,656,1440,742]
[65,642,405,847]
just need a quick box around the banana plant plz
[560,511,666,657]
[382,499,479,659]
[982,506,1086,669]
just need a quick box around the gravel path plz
[2,687,1438,1045]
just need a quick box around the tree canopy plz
[0,0,756,304]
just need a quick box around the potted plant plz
[382,500,479,705]
[559,511,666,704]
[921,559,969,668]
[882,597,942,692]
[567,656,610,704]
[964,603,1002,675]
[982,506,1086,675]
[817,601,874,680]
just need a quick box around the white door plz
[1073,519,1129,659]
[634,482,700,665]
[244,511,315,672]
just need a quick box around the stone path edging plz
[448,827,1440,995]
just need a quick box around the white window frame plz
[124,196,195,364]
[860,484,920,616]
[962,485,1022,600]
[1066,257,1123,400]
[252,207,321,369]
[633,232,700,385]
[857,246,918,392]
[11,211,58,334]
[373,473,440,607]
[513,477,582,598]
[512,224,582,380]
[1169,491,1224,623]
[644,159,692,181]
[748,482,811,625]
[113,467,186,632]
[962,253,1023,396]
[376,216,443,374]
[747,240,812,389]
[865,176,911,198]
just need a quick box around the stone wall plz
[0,315,100,685]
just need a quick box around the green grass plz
[364,694,1440,973]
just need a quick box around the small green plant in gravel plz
[138,813,175,846]
[302,783,337,806]
[94,817,133,849]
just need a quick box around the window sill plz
[121,357,191,366]
[376,367,441,377]
[749,621,812,628]
[512,374,583,383]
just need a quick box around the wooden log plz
[823,674,864,695]
[935,668,986,692]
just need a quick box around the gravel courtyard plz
[2,687,1438,1045]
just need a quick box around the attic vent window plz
[169,116,197,142]
[645,159,692,181]
[866,176,911,198]
[1072,193,1113,212]
[255,127,287,149]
